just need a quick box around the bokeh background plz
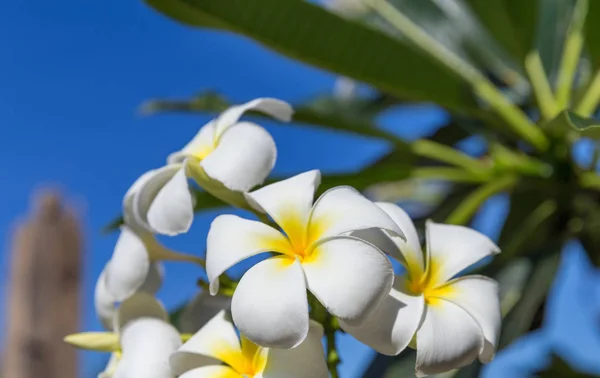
[1,1,599,377]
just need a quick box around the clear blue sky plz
[1,1,599,377]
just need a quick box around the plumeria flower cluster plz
[66,98,502,377]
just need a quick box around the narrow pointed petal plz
[116,292,168,331]
[201,122,276,192]
[302,236,394,325]
[179,366,240,378]
[64,332,119,352]
[245,170,321,238]
[105,228,151,301]
[145,165,194,235]
[206,214,288,295]
[436,276,501,363]
[426,221,500,283]
[262,321,328,378]
[340,283,424,355]
[375,202,425,272]
[309,187,405,241]
[232,256,309,349]
[168,120,216,165]
[178,291,232,333]
[170,311,240,376]
[415,300,485,377]
[95,268,116,331]
[115,318,182,378]
[214,98,293,139]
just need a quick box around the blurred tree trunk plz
[2,192,83,378]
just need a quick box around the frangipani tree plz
[68,0,600,377]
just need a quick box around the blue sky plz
[1,0,599,377]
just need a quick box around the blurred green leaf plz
[143,91,409,144]
[544,110,600,139]
[464,0,538,63]
[146,0,477,111]
[499,252,561,348]
[536,354,598,378]
[584,0,600,69]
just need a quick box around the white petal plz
[168,120,216,165]
[375,202,425,272]
[245,170,321,238]
[146,165,194,236]
[437,276,501,363]
[178,291,232,333]
[309,186,405,241]
[232,256,309,348]
[206,214,288,295]
[340,282,424,355]
[262,321,328,378]
[201,122,276,192]
[115,318,181,378]
[116,292,168,331]
[95,268,117,331]
[214,98,293,140]
[426,221,500,283]
[415,300,485,377]
[138,262,164,295]
[123,170,157,228]
[170,311,239,376]
[178,366,239,378]
[302,236,394,325]
[105,228,150,301]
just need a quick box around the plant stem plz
[446,175,517,225]
[412,140,489,176]
[325,315,341,378]
[575,71,600,116]
[367,0,549,151]
[524,51,558,120]
[555,0,588,109]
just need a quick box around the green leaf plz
[585,0,600,69]
[499,252,561,348]
[543,110,600,139]
[142,91,409,145]
[145,0,477,111]
[464,0,538,63]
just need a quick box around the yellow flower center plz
[192,144,214,161]
[403,255,454,306]
[212,336,267,377]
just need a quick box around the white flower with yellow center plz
[206,170,405,348]
[126,98,293,236]
[65,293,183,378]
[341,203,502,377]
[170,311,328,378]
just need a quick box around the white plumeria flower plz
[206,170,405,348]
[126,98,293,236]
[341,203,502,377]
[65,293,182,378]
[103,226,201,303]
[170,311,328,378]
[178,290,232,333]
[95,259,163,331]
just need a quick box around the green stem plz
[367,0,549,151]
[555,0,588,109]
[411,167,489,183]
[524,51,558,120]
[446,175,517,225]
[575,70,600,116]
[412,140,489,176]
[325,315,341,378]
